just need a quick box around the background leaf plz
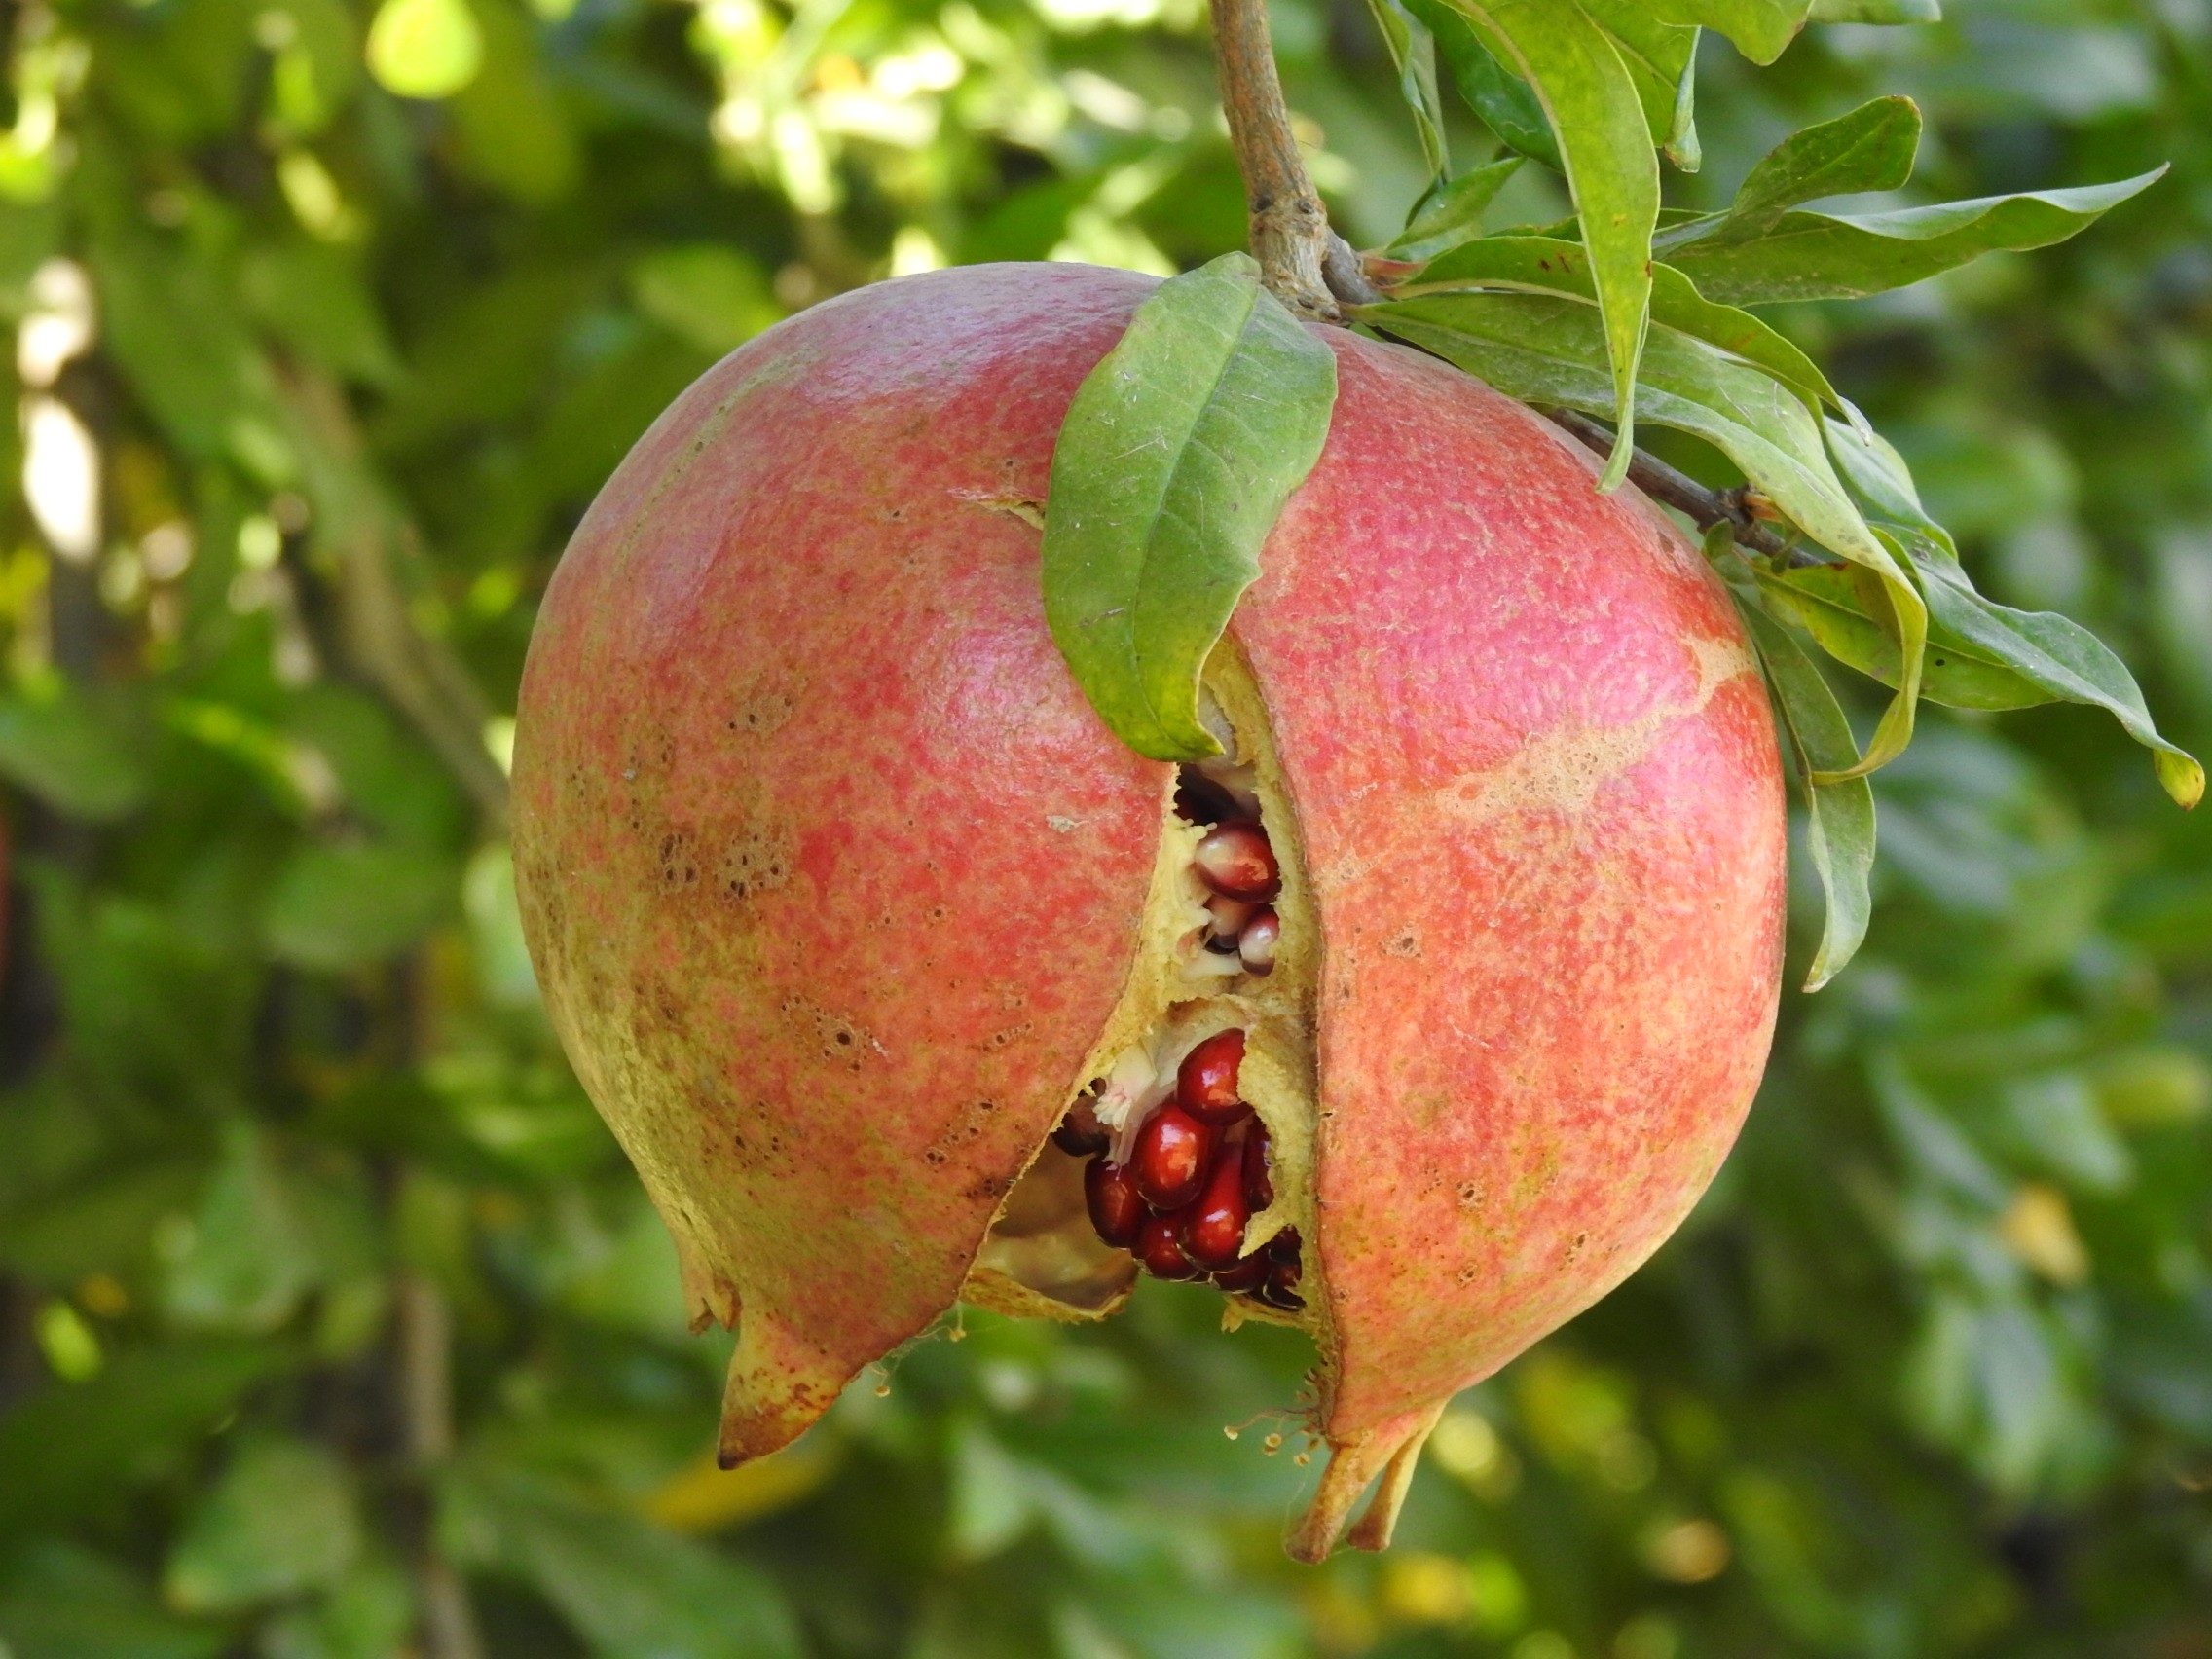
[1042,253,1336,761]
[1668,170,2165,303]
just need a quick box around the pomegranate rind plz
[511,266,1168,1465]
[1233,333,1786,1555]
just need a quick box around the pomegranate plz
[511,262,1785,1561]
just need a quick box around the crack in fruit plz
[1016,699,1310,1316]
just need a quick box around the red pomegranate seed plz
[1261,1249,1304,1310]
[1242,1122,1273,1211]
[1135,1211,1202,1280]
[1192,821,1280,903]
[1237,907,1279,975]
[1213,1252,1270,1293]
[1176,1028,1249,1125]
[1267,1226,1301,1263]
[1083,1158,1145,1249]
[1179,1140,1251,1270]
[1132,1101,1213,1211]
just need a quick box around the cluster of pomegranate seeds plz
[1067,1029,1304,1309]
[1177,769,1282,977]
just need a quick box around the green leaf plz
[1363,0,1451,178]
[1359,287,1925,775]
[0,1342,280,1538]
[259,1559,416,1659]
[1809,0,1939,20]
[1395,236,1845,414]
[1755,563,2046,709]
[1579,0,1702,169]
[1735,584,1875,989]
[446,1470,802,1659]
[629,245,782,357]
[1444,0,1660,486]
[165,1438,362,1612]
[261,841,460,969]
[1906,535,2201,807]
[160,1122,321,1333]
[1641,0,1808,64]
[1826,422,2202,807]
[0,688,146,821]
[1669,95,1921,246]
[1667,169,2166,304]
[1387,158,1525,261]
[0,1546,224,1659]
[1406,0,1561,169]
[1042,252,1336,762]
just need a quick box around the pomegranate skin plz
[513,266,1169,1465]
[511,262,1785,1551]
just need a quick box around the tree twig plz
[394,1271,485,1659]
[1209,0,1338,318]
[1546,410,1831,569]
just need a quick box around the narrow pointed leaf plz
[1669,169,2166,304]
[1674,96,1921,246]
[1445,0,1659,486]
[1643,0,1809,63]
[1042,253,1337,762]
[1396,236,1844,414]
[1580,0,1702,168]
[1755,563,2049,709]
[1387,158,1526,260]
[1408,0,1561,169]
[1364,0,1452,177]
[1824,421,2202,806]
[1735,587,1875,989]
[1360,287,1925,775]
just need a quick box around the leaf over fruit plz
[1041,253,1338,761]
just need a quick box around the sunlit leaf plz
[1393,235,1845,413]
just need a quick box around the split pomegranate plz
[511,262,1786,1562]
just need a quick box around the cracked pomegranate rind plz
[511,261,1785,1564]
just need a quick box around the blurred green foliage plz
[0,0,2208,1655]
